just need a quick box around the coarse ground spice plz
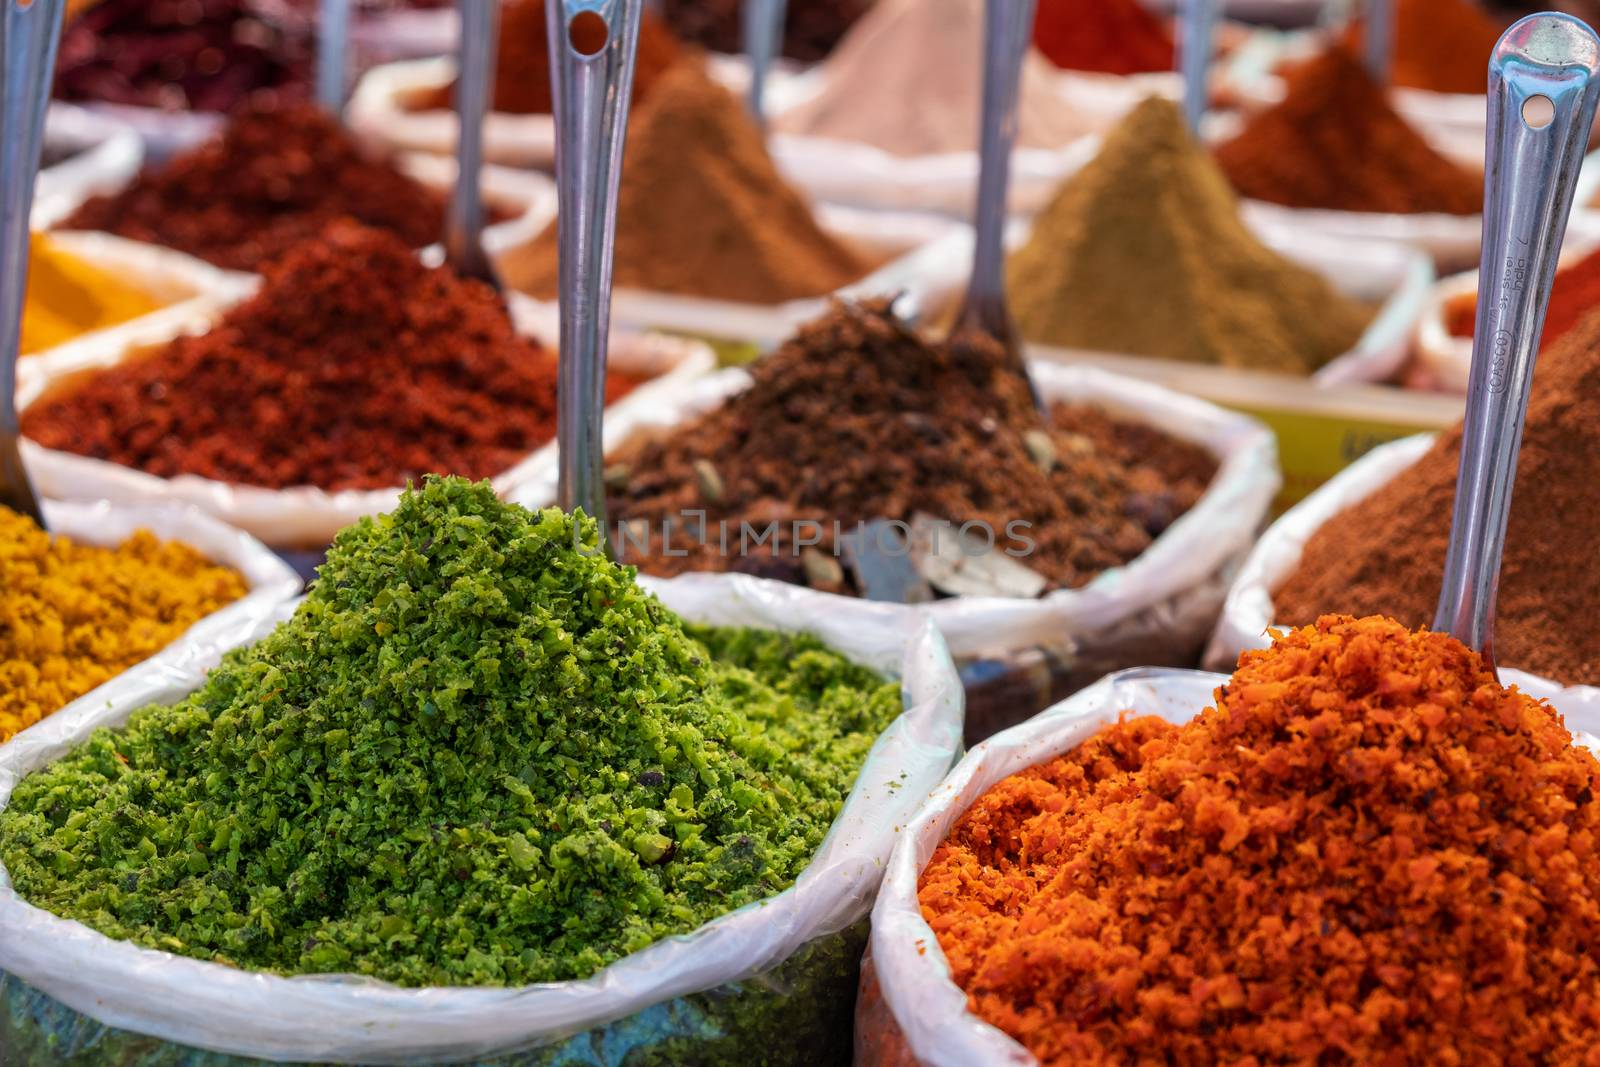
[59,103,446,272]
[1031,0,1174,75]
[1274,308,1600,686]
[1010,97,1372,373]
[660,0,870,63]
[0,507,248,744]
[0,477,901,987]
[1447,245,1600,347]
[502,60,871,304]
[773,0,1093,157]
[604,299,1218,593]
[919,614,1600,1065]
[415,0,680,115]
[21,221,639,493]
[1342,0,1504,96]
[1215,47,1483,215]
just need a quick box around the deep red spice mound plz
[60,104,446,271]
[1032,0,1174,76]
[921,615,1600,1065]
[1448,246,1600,348]
[22,221,638,493]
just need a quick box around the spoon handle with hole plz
[317,0,350,115]
[0,0,65,528]
[954,0,1036,371]
[549,0,644,528]
[446,0,501,288]
[1180,0,1216,134]
[1434,13,1600,671]
[1364,0,1394,85]
[743,0,786,127]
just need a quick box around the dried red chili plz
[21,221,640,493]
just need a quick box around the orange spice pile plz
[919,615,1600,1065]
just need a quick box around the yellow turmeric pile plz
[0,506,248,742]
[21,234,161,355]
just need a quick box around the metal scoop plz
[1364,0,1394,85]
[548,0,645,529]
[743,0,786,128]
[317,0,350,116]
[1179,0,1217,135]
[952,0,1037,387]
[1434,13,1600,675]
[0,0,66,528]
[444,0,503,291]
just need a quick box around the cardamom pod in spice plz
[501,59,871,305]
[0,506,248,743]
[605,300,1218,594]
[0,478,901,987]
[1214,47,1483,215]
[1274,307,1600,686]
[1009,97,1372,374]
[920,615,1600,1065]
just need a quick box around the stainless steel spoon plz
[743,0,787,127]
[0,0,67,527]
[1434,12,1600,674]
[1364,0,1394,85]
[548,0,645,528]
[952,0,1037,385]
[317,0,350,116]
[1180,0,1217,135]
[445,0,503,290]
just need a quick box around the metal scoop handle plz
[1434,13,1600,670]
[1364,0,1394,85]
[743,0,787,127]
[317,0,350,115]
[445,0,503,290]
[0,0,66,528]
[1180,0,1217,134]
[954,0,1035,373]
[548,0,644,525]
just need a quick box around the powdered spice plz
[1011,98,1372,373]
[1032,0,1174,75]
[920,615,1600,1065]
[1215,47,1482,215]
[416,0,680,115]
[660,0,870,63]
[60,104,445,272]
[502,60,871,304]
[605,300,1217,594]
[1447,245,1600,348]
[21,221,639,493]
[1275,308,1600,685]
[1342,0,1504,96]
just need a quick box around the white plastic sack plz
[1202,433,1600,717]
[861,660,1600,1067]
[15,289,715,549]
[0,573,965,1063]
[9,496,301,746]
[31,103,143,229]
[348,56,558,168]
[509,357,1279,673]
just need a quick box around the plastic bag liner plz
[13,289,715,549]
[32,103,144,229]
[7,496,302,749]
[0,572,966,1065]
[1202,432,1600,716]
[857,662,1600,1066]
[508,358,1278,702]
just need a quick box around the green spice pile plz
[1010,97,1373,374]
[0,478,900,987]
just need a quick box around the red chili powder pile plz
[416,0,681,115]
[1032,0,1174,76]
[21,221,639,493]
[920,614,1600,1065]
[1342,0,1504,96]
[1214,47,1482,215]
[60,103,445,272]
[1447,245,1600,347]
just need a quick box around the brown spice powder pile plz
[501,60,870,305]
[60,104,446,272]
[606,300,1218,594]
[22,221,638,493]
[921,615,1600,1065]
[1214,48,1482,216]
[1274,308,1600,686]
[1009,97,1372,374]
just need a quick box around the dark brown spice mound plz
[606,300,1218,594]
[59,103,446,271]
[921,614,1600,1065]
[1274,308,1600,686]
[660,0,870,63]
[21,221,639,493]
